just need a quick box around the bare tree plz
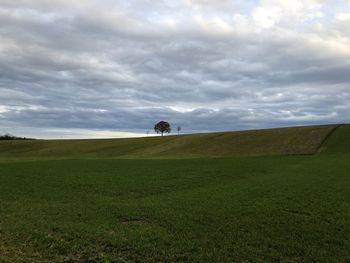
[154,121,171,136]
[177,125,181,135]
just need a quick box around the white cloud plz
[252,6,281,29]
[0,0,349,138]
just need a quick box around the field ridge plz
[0,124,343,160]
[315,123,344,153]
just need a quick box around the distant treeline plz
[0,134,35,140]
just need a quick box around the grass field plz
[0,124,338,159]
[0,124,349,262]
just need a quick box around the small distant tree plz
[154,121,171,136]
[177,125,181,135]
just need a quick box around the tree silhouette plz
[177,125,181,135]
[154,121,171,136]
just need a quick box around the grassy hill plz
[319,124,350,154]
[0,124,349,262]
[0,124,341,159]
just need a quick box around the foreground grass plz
[1,154,350,262]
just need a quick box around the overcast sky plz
[1,0,350,138]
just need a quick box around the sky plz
[0,0,350,139]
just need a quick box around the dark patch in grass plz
[121,218,154,225]
[282,209,312,217]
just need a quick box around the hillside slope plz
[319,124,350,155]
[0,124,341,159]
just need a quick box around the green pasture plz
[0,125,349,262]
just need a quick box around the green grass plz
[0,124,349,262]
[319,124,350,154]
[0,124,339,159]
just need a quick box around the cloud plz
[0,0,349,138]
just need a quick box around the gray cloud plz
[0,0,350,138]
